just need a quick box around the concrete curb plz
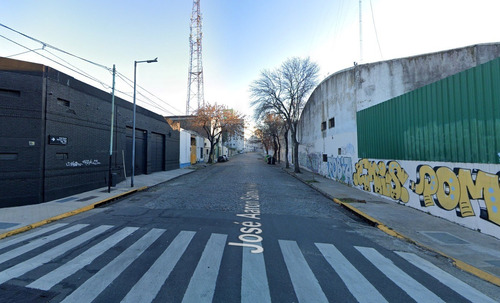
[332,198,500,287]
[0,186,148,241]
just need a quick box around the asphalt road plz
[0,153,498,302]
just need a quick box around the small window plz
[329,117,335,128]
[323,154,328,162]
[338,148,342,155]
[321,121,326,131]
[57,98,70,107]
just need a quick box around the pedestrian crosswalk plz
[0,223,496,303]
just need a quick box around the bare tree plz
[251,57,319,173]
[191,103,244,163]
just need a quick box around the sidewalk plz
[279,162,500,287]
[0,167,197,239]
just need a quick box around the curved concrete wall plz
[297,43,500,238]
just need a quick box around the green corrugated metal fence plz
[357,57,500,164]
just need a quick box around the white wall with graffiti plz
[352,159,500,239]
[296,43,500,239]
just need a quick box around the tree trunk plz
[291,125,301,173]
[284,128,289,169]
[272,135,278,162]
[277,135,281,163]
[208,142,215,163]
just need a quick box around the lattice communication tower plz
[186,0,205,115]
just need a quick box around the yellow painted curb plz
[333,197,500,287]
[453,258,500,287]
[334,198,382,226]
[0,186,148,241]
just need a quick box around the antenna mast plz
[186,0,205,115]
[359,0,363,63]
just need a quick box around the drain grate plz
[77,195,99,202]
[420,231,469,244]
[56,197,78,203]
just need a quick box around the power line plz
[0,22,110,71]
[0,23,184,117]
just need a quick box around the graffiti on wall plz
[66,159,101,167]
[299,152,321,173]
[352,159,410,202]
[353,159,500,227]
[410,165,500,226]
[327,156,353,185]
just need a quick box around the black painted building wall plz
[0,57,179,207]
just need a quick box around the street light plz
[131,57,158,187]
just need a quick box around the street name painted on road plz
[229,185,264,253]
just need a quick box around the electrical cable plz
[0,22,111,71]
[0,23,184,116]
[370,0,383,60]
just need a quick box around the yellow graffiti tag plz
[353,159,409,203]
[411,165,500,226]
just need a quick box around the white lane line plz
[182,233,227,303]
[0,223,68,251]
[395,251,498,303]
[278,240,328,303]
[0,225,112,284]
[315,243,388,303]
[241,246,271,303]
[28,226,138,291]
[121,230,196,303]
[0,224,88,265]
[355,246,445,303]
[61,228,165,303]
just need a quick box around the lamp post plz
[131,57,158,187]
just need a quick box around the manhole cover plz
[420,231,469,244]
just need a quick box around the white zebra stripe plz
[0,223,68,251]
[182,233,227,303]
[241,246,271,303]
[0,225,112,285]
[122,230,196,303]
[356,246,445,303]
[279,240,328,303]
[28,226,138,291]
[316,243,388,303]
[61,228,165,303]
[0,224,88,265]
[395,251,497,303]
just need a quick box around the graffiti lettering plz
[66,159,101,167]
[353,159,410,203]
[327,156,353,185]
[411,165,500,226]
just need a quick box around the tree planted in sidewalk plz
[191,103,244,163]
[258,113,285,163]
[250,57,319,173]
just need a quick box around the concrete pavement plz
[279,162,500,288]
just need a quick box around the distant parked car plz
[217,156,226,162]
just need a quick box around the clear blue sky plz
[2,0,500,120]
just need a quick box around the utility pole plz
[186,0,205,115]
[108,64,116,193]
